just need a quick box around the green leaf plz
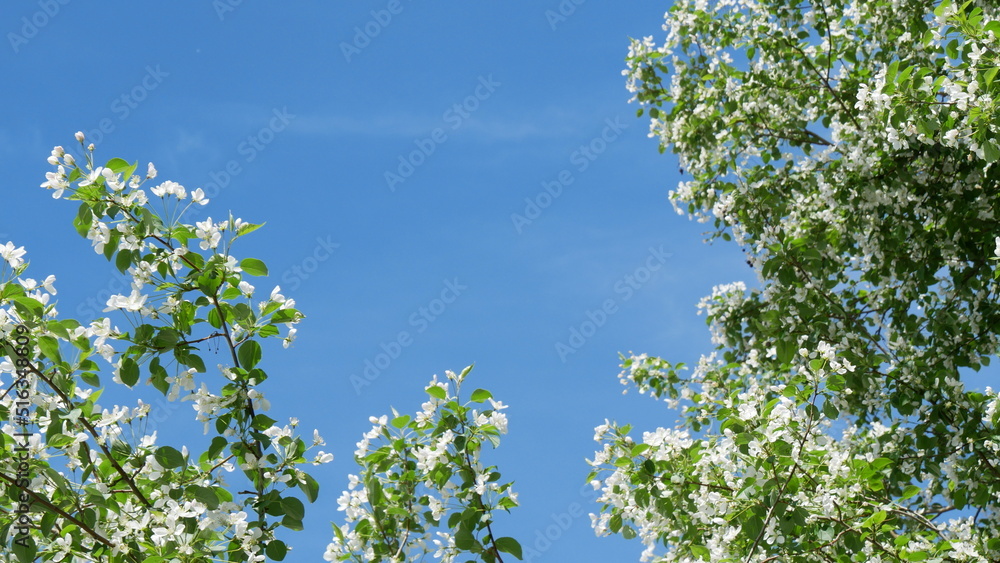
[610,513,622,533]
[189,485,221,510]
[153,328,179,350]
[74,203,94,237]
[104,157,134,176]
[252,414,277,431]
[391,415,411,428]
[984,67,999,87]
[12,535,37,563]
[983,140,1000,163]
[115,249,133,273]
[454,528,477,551]
[281,496,305,520]
[826,374,845,392]
[154,446,185,469]
[690,545,710,561]
[120,357,140,387]
[298,472,320,502]
[776,339,795,364]
[174,349,206,372]
[241,258,268,276]
[900,484,921,500]
[901,549,929,561]
[871,457,894,471]
[265,540,287,561]
[11,296,44,319]
[495,537,523,560]
[742,514,764,540]
[270,308,300,323]
[208,436,228,460]
[238,340,262,369]
[822,400,839,419]
[37,335,61,363]
[281,515,303,531]
[149,358,170,395]
[471,388,493,402]
[236,222,265,238]
[427,385,447,400]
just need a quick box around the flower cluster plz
[0,134,324,562]
[595,0,1000,561]
[325,366,521,563]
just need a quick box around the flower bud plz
[47,155,59,165]
[74,131,85,142]
[63,153,75,165]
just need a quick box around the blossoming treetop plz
[588,0,1000,561]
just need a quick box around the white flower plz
[195,218,222,250]
[282,327,297,349]
[147,162,157,179]
[78,167,105,187]
[1,242,27,268]
[151,180,186,199]
[191,187,208,205]
[40,166,70,198]
[239,280,255,296]
[18,275,56,294]
[473,472,489,495]
[103,289,148,312]
[102,168,125,192]
[74,131,85,142]
[489,411,508,434]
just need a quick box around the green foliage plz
[325,366,519,563]
[0,140,322,562]
[590,0,1000,561]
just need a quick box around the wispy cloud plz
[286,107,593,143]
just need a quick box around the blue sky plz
[1,2,753,561]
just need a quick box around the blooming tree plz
[588,0,1000,561]
[323,365,520,563]
[1,138,327,562]
[1,136,519,562]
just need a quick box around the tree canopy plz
[588,0,1000,561]
[6,1,1000,562]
